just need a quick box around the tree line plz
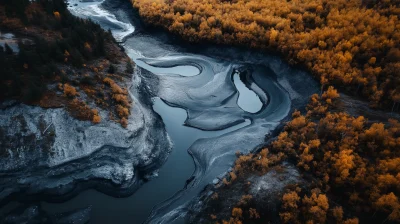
[132,0,400,110]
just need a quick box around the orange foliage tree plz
[271,87,400,222]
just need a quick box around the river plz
[41,0,319,223]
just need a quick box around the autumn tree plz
[132,0,400,109]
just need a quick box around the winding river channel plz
[41,0,319,223]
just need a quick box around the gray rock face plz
[0,68,172,205]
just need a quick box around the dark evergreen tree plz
[126,61,134,73]
[4,44,14,55]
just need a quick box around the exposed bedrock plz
[0,68,172,206]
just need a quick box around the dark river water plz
[43,95,249,223]
[40,0,318,223]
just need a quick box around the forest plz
[129,0,400,223]
[195,87,400,224]
[0,0,108,101]
[132,0,400,110]
[0,0,133,126]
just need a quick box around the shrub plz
[91,109,101,123]
[120,117,128,128]
[92,114,101,123]
[116,105,129,118]
[63,83,78,97]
